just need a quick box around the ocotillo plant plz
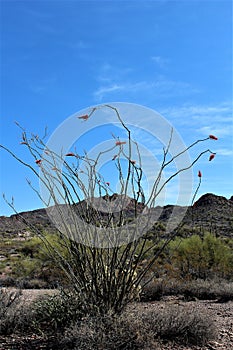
[1,104,218,314]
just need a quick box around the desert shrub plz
[141,277,233,302]
[31,289,85,334]
[167,234,233,280]
[11,257,42,279]
[0,288,33,335]
[13,233,69,285]
[0,288,21,315]
[0,290,83,336]
[0,276,16,287]
[141,304,217,346]
[59,303,216,349]
[141,278,167,301]
[20,236,42,258]
[59,313,156,350]
[18,278,49,289]
[183,279,233,301]
[202,234,233,278]
[0,288,85,336]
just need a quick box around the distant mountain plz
[185,193,233,236]
[0,193,232,238]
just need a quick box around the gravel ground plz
[0,290,232,350]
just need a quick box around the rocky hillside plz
[0,193,232,238]
[154,193,233,237]
[185,193,233,236]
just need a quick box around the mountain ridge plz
[0,193,232,238]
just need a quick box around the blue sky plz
[0,0,232,216]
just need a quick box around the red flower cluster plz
[198,170,202,178]
[209,135,218,140]
[106,182,110,186]
[115,141,126,146]
[65,152,75,157]
[78,114,89,120]
[35,159,42,165]
[209,154,215,161]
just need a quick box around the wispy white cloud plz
[161,102,232,123]
[67,40,90,50]
[93,61,200,102]
[29,77,56,94]
[93,76,199,102]
[22,6,59,35]
[161,102,233,133]
[160,102,233,170]
[94,84,125,100]
[198,125,233,138]
[96,63,133,84]
[151,55,169,68]
[23,7,53,21]
[215,148,233,156]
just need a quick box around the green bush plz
[20,236,42,258]
[167,233,233,279]
[11,257,42,279]
[31,289,85,334]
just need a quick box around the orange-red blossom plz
[65,152,75,157]
[78,114,89,120]
[209,135,218,140]
[209,154,215,161]
[115,141,126,146]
